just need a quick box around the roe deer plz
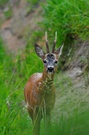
[24,32,64,135]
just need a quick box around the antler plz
[52,31,57,53]
[45,31,49,53]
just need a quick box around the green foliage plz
[44,112,89,135]
[0,35,89,134]
[27,0,38,5]
[0,0,89,134]
[0,38,43,135]
[52,73,89,135]
[4,7,13,19]
[0,0,9,6]
[26,0,39,13]
[42,0,89,45]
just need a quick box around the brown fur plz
[24,68,55,135]
[24,43,63,135]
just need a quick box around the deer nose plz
[47,67,54,72]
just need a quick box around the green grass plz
[0,38,43,135]
[0,0,89,134]
[27,0,38,5]
[26,0,39,14]
[0,0,9,6]
[4,7,13,20]
[42,0,89,45]
[0,36,89,135]
[52,73,89,135]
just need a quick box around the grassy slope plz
[42,0,89,45]
[0,0,89,135]
[0,38,43,135]
[42,1,89,134]
[0,39,89,135]
[53,72,89,135]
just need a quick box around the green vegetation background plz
[0,0,89,135]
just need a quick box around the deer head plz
[34,32,64,74]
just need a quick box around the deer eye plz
[43,60,47,64]
[55,60,58,64]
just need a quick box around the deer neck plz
[42,68,54,81]
[41,68,54,93]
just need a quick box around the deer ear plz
[55,44,64,58]
[34,44,45,58]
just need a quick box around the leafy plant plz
[0,0,9,6]
[42,0,89,45]
[4,7,13,19]
[0,0,89,134]
[0,37,43,135]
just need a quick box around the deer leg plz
[32,107,41,135]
